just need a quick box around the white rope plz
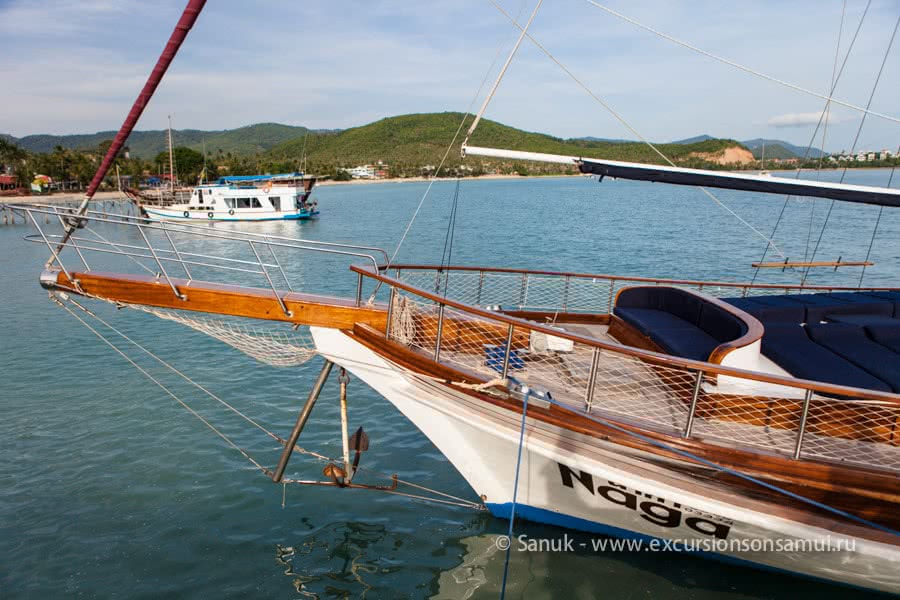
[489,1,787,259]
[583,0,900,126]
[463,0,544,147]
[54,296,271,475]
[386,3,532,270]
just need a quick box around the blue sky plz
[0,0,898,152]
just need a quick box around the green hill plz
[5,123,314,158]
[268,112,748,175]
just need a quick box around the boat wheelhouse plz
[138,173,319,222]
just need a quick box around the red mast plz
[84,0,207,200]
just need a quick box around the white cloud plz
[769,112,822,127]
[0,0,896,152]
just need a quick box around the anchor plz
[272,360,397,491]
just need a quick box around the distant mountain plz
[572,136,635,144]
[671,135,826,159]
[741,138,826,159]
[2,123,337,159]
[672,134,715,144]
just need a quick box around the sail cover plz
[462,145,900,208]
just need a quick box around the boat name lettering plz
[557,463,732,539]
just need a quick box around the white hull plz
[311,327,900,594]
[141,206,317,222]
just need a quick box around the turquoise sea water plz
[2,170,898,598]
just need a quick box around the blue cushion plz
[652,328,719,361]
[698,304,747,343]
[614,307,695,336]
[806,323,900,393]
[722,298,766,319]
[868,323,900,354]
[862,291,900,317]
[658,291,703,325]
[761,324,892,392]
[616,287,661,310]
[826,314,899,327]
[779,294,842,322]
[802,293,894,323]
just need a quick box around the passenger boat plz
[5,0,899,594]
[137,173,319,222]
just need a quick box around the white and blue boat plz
[139,173,319,222]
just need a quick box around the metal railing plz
[357,265,900,474]
[388,264,897,315]
[6,203,387,312]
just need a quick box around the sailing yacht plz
[4,0,899,594]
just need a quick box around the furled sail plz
[462,145,900,208]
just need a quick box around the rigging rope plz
[805,0,849,262]
[488,0,787,259]
[858,146,900,287]
[499,388,530,600]
[583,0,900,126]
[463,0,544,148]
[802,14,899,285]
[54,293,484,511]
[438,178,462,296]
[384,4,530,272]
[750,0,862,284]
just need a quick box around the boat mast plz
[167,115,176,193]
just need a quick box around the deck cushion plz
[760,324,892,392]
[615,286,661,310]
[748,301,805,324]
[651,328,720,362]
[862,291,900,317]
[614,307,696,337]
[721,298,771,322]
[868,323,900,354]
[826,314,899,327]
[806,323,900,392]
[698,304,747,343]
[658,291,703,325]
[803,293,893,323]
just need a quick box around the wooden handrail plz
[386,263,899,293]
[353,264,900,404]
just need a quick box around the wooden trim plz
[348,324,900,538]
[500,310,610,325]
[353,265,900,404]
[54,270,388,330]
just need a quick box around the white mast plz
[167,115,175,193]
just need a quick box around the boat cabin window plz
[270,197,281,211]
[237,197,251,209]
[224,198,236,209]
[294,195,302,209]
[251,198,261,208]
[198,189,203,203]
